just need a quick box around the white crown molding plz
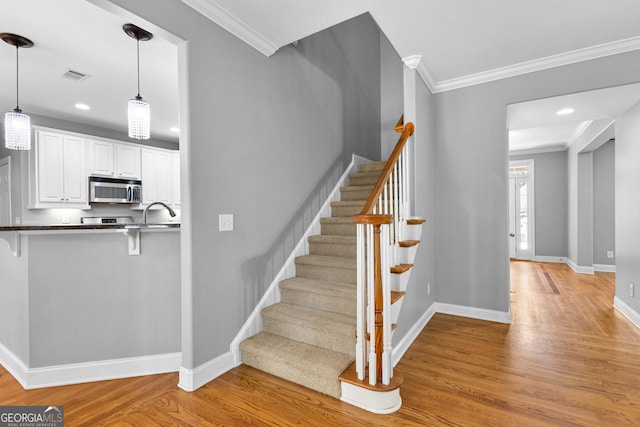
[402,55,422,70]
[181,0,279,56]
[431,36,640,93]
[565,120,593,149]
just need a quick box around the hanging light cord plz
[136,38,141,99]
[14,45,20,110]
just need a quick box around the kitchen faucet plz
[143,201,176,224]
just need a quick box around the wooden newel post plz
[353,213,392,384]
[372,223,384,380]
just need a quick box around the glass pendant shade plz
[4,108,31,150]
[128,95,150,140]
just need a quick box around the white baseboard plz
[0,341,29,389]
[594,264,616,273]
[614,297,640,330]
[434,302,512,324]
[0,343,181,390]
[178,351,236,392]
[534,256,565,263]
[566,258,595,275]
[392,304,436,366]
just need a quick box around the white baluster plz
[367,224,377,386]
[381,224,392,384]
[355,224,366,380]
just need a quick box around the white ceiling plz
[3,1,640,148]
[508,84,640,153]
[0,0,179,143]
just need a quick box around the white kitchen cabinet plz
[115,144,141,179]
[172,151,180,207]
[141,148,172,205]
[87,139,115,177]
[31,130,88,208]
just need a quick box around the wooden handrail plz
[394,114,405,133]
[357,122,414,217]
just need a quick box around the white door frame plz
[509,159,535,260]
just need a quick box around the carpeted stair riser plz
[261,304,356,354]
[348,172,382,186]
[330,201,366,217]
[280,277,356,316]
[320,218,356,236]
[340,186,374,201]
[308,235,356,258]
[295,258,356,284]
[357,161,386,173]
[240,332,352,398]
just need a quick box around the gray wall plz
[509,151,568,258]
[380,33,403,159]
[0,231,180,368]
[27,232,181,367]
[434,51,640,312]
[615,101,640,313]
[109,1,383,368]
[397,69,435,331]
[593,140,615,266]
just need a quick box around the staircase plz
[240,121,421,413]
[240,161,387,398]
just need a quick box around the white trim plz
[178,351,235,392]
[401,55,422,70]
[0,341,29,389]
[565,121,593,149]
[509,145,567,156]
[340,382,402,414]
[391,303,436,366]
[415,60,437,94]
[434,302,512,324]
[432,36,640,93]
[614,297,640,330]
[180,0,279,56]
[0,344,180,390]
[594,264,616,273]
[533,256,566,264]
[566,258,595,274]
[229,155,369,362]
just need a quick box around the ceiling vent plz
[62,69,88,82]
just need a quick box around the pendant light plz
[123,23,153,140]
[1,33,34,150]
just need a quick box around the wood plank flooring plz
[2,261,639,425]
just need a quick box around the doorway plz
[509,159,534,260]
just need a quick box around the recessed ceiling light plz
[75,103,90,110]
[556,108,575,115]
[170,127,180,132]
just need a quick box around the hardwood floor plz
[2,261,639,426]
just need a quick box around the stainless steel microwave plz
[89,176,142,204]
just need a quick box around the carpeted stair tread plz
[240,332,354,398]
[308,234,356,245]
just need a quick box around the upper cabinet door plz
[36,131,65,203]
[62,136,87,204]
[87,139,115,177]
[115,144,141,179]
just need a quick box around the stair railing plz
[353,119,415,386]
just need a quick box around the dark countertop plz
[0,223,181,232]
